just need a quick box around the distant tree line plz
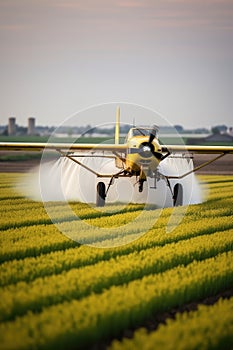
[0,122,232,137]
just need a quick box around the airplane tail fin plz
[115,106,120,144]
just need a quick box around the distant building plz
[27,117,36,135]
[8,117,16,136]
[187,132,233,145]
[205,133,233,143]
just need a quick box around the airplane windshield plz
[132,128,155,137]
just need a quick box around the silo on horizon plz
[8,117,16,136]
[28,117,36,135]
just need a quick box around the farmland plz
[0,173,233,349]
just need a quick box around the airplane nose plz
[139,142,153,158]
[139,142,163,160]
[142,145,151,153]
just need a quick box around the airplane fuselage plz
[119,127,163,180]
[126,135,162,174]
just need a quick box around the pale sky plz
[0,0,232,129]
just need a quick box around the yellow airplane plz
[0,107,233,207]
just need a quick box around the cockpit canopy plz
[126,127,159,141]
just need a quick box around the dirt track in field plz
[192,153,233,175]
[0,154,232,174]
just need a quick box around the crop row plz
[0,201,148,231]
[1,175,232,231]
[198,175,233,184]
[0,173,233,350]
[110,296,233,350]
[1,229,233,322]
[1,198,231,234]
[19,212,233,247]
[0,224,78,264]
[1,197,231,241]
[1,208,233,277]
[0,251,232,350]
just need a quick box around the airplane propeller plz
[139,125,163,160]
[148,125,157,144]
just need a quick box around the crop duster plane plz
[1,107,233,207]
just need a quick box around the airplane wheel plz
[96,182,106,207]
[173,183,183,206]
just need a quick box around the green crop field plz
[0,173,233,350]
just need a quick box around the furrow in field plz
[109,296,233,350]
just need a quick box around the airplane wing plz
[0,142,128,153]
[162,145,233,154]
[1,142,233,154]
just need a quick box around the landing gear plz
[139,179,145,192]
[96,182,106,207]
[173,183,183,206]
[158,175,184,207]
[138,166,146,192]
[96,170,126,207]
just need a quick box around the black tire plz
[173,183,183,206]
[96,182,106,207]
